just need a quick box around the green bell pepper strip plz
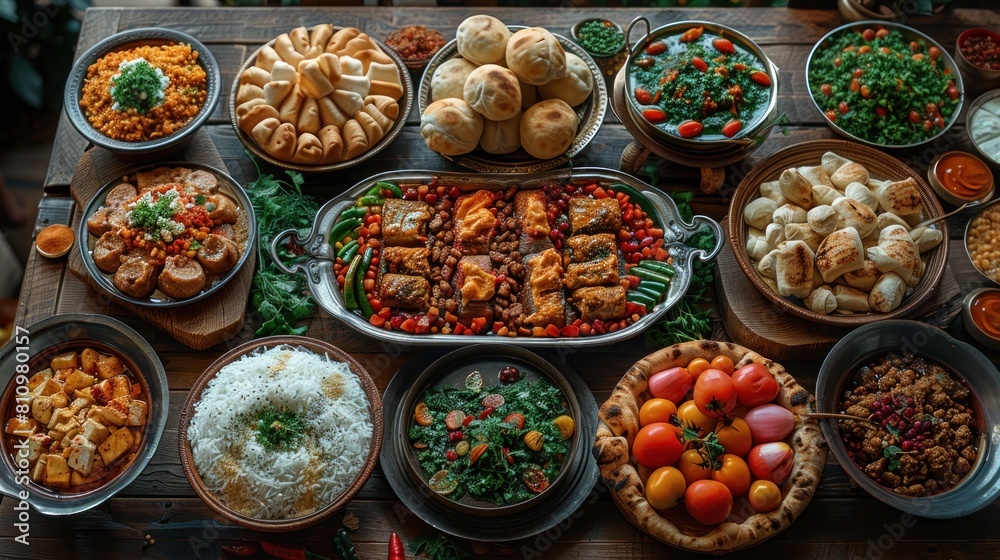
[336,240,359,259]
[340,206,368,220]
[340,242,360,263]
[343,254,362,311]
[636,259,675,276]
[626,291,658,309]
[631,267,673,285]
[329,217,362,244]
[638,280,668,296]
[636,286,665,301]
[355,247,376,318]
[609,183,662,227]
[375,180,404,198]
[358,194,384,206]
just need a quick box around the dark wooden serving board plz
[67,129,255,350]
[716,229,962,361]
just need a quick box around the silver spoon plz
[805,412,878,427]
[913,200,980,230]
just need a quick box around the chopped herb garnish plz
[255,408,305,451]
[195,194,207,206]
[110,57,168,114]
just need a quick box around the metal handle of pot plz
[269,229,308,276]
[625,16,651,49]
[639,186,724,263]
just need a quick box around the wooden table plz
[5,6,1000,559]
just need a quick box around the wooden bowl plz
[178,336,383,532]
[727,139,949,327]
[593,340,826,553]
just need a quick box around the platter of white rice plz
[179,337,383,531]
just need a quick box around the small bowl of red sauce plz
[956,28,1000,95]
[963,288,1000,350]
[928,150,994,207]
[385,25,446,73]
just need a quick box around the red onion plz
[743,404,795,444]
[648,366,693,404]
[747,442,795,485]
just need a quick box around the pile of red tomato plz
[633,355,797,526]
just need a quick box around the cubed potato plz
[26,433,52,464]
[31,396,53,424]
[90,379,114,405]
[127,400,147,427]
[103,397,130,427]
[26,368,52,391]
[80,348,100,374]
[33,378,63,398]
[50,391,69,409]
[71,462,105,486]
[109,375,131,400]
[53,418,81,443]
[81,418,110,445]
[5,417,37,436]
[63,370,96,394]
[47,407,73,429]
[44,454,71,489]
[74,387,94,401]
[50,352,79,370]
[98,426,134,465]
[69,397,92,415]
[67,435,97,476]
[30,456,46,482]
[53,368,73,382]
[95,355,124,380]
[86,406,104,421]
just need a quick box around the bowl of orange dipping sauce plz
[963,288,1000,350]
[928,151,995,206]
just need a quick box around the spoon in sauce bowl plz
[913,200,982,230]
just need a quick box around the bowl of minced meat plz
[816,320,1000,519]
[65,27,221,159]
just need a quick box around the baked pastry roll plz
[759,180,787,205]
[744,198,777,230]
[832,196,877,238]
[236,83,264,106]
[765,223,785,249]
[420,98,484,156]
[833,285,870,313]
[779,168,813,208]
[875,177,923,216]
[805,285,837,315]
[821,151,853,176]
[241,66,271,88]
[278,84,307,124]
[456,14,511,65]
[909,226,943,252]
[867,224,919,283]
[255,46,282,72]
[297,59,335,99]
[251,118,296,161]
[431,57,478,102]
[815,226,864,283]
[354,110,385,146]
[844,182,878,212]
[876,211,909,233]
[772,204,808,226]
[830,162,870,190]
[274,33,305,67]
[236,100,279,135]
[797,165,835,189]
[538,53,593,107]
[306,24,333,58]
[869,272,906,313]
[341,119,370,160]
[775,240,815,299]
[339,55,364,77]
[291,132,324,164]
[784,223,823,253]
[318,125,344,164]
[807,205,838,237]
[317,96,350,128]
[362,103,393,131]
[464,64,522,121]
[505,27,567,86]
[296,97,321,135]
[365,95,399,121]
[757,248,780,279]
[811,185,842,207]
[480,110,522,155]
[746,227,769,260]
[842,260,880,292]
[264,80,293,109]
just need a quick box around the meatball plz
[87,207,114,237]
[113,257,158,298]
[207,194,238,225]
[197,234,240,274]
[92,232,128,273]
[157,255,206,299]
[185,170,219,193]
[104,183,137,208]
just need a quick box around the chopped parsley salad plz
[628,25,772,140]
[808,25,960,146]
[408,366,575,506]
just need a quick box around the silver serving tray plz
[418,26,607,174]
[271,167,722,347]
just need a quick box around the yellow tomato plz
[715,417,752,457]
[639,398,677,427]
[645,466,686,510]
[711,355,735,374]
[676,448,713,485]
[677,400,716,436]
[711,454,751,497]
[686,358,711,379]
[748,479,782,512]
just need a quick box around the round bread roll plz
[480,110,521,155]
[420,98,484,156]
[537,53,592,107]
[505,27,567,86]
[463,64,522,121]
[520,98,578,159]
[456,15,511,66]
[430,57,478,103]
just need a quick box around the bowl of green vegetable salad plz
[807,21,963,149]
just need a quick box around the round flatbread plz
[593,340,827,553]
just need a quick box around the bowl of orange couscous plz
[65,28,220,159]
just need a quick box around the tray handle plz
[625,16,650,49]
[269,229,307,276]
[641,187,724,263]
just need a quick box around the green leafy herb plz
[644,190,716,348]
[245,153,319,336]
[409,535,471,560]
[255,408,306,451]
[194,194,207,206]
[110,58,167,114]
[884,444,903,472]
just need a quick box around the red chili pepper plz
[260,541,330,560]
[222,544,259,558]
[388,533,405,560]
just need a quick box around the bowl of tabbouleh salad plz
[807,21,963,149]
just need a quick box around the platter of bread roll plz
[727,139,949,327]
[231,25,413,172]
[418,15,607,174]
